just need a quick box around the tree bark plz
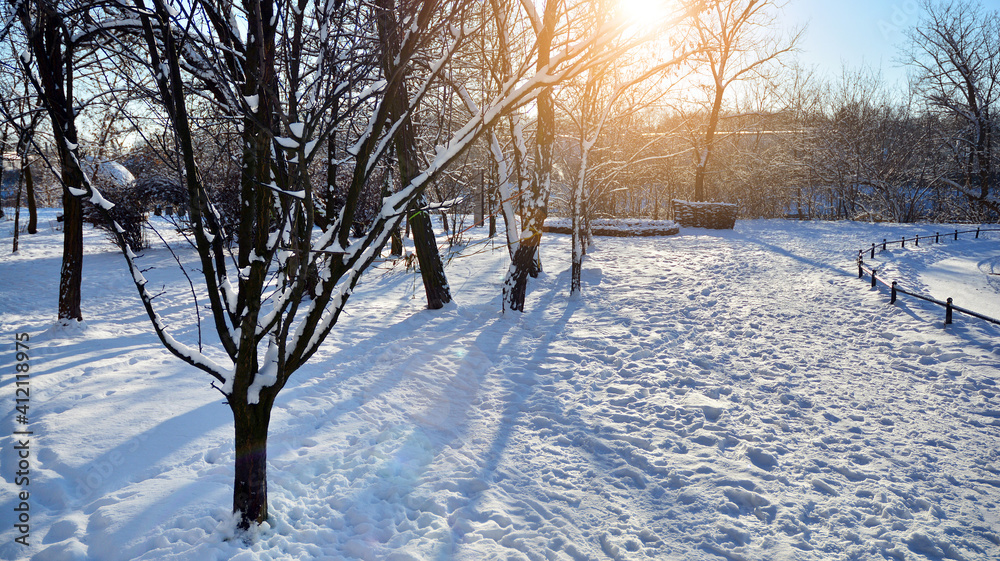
[24,163,37,234]
[231,398,272,529]
[59,184,84,321]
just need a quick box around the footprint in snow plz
[682,392,727,421]
[744,446,778,471]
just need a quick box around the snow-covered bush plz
[85,183,148,251]
[79,159,148,251]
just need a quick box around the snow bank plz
[543,217,679,237]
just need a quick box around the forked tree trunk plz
[231,397,273,529]
[21,3,85,322]
[503,0,559,311]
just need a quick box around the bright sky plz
[780,0,919,89]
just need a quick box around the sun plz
[620,0,674,26]
[618,0,673,21]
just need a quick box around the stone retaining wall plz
[672,200,737,229]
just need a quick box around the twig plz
[148,220,204,352]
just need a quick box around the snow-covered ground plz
[1,211,998,561]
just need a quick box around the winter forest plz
[1,0,999,559]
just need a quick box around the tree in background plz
[907,0,1000,220]
[688,0,799,202]
[807,68,936,222]
[0,72,44,241]
[6,0,101,322]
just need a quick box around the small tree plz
[562,0,697,294]
[0,55,44,238]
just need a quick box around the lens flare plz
[621,0,673,26]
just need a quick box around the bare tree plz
[451,0,529,260]
[688,0,799,202]
[6,0,104,321]
[375,0,451,308]
[799,67,946,222]
[562,0,697,294]
[501,0,562,311]
[906,0,1000,219]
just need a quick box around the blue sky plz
[780,0,923,88]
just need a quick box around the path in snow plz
[0,217,998,561]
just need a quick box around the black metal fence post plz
[954,229,958,240]
[858,257,864,279]
[935,232,939,243]
[976,227,981,239]
[901,237,906,248]
[871,243,875,259]
[890,281,897,304]
[883,239,887,251]
[872,269,877,288]
[915,235,919,246]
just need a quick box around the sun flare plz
[620,0,674,27]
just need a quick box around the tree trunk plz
[375,0,451,309]
[59,184,84,322]
[12,173,22,252]
[409,198,451,309]
[231,398,272,530]
[503,243,533,311]
[571,223,582,295]
[24,163,37,234]
[570,141,589,296]
[694,86,724,202]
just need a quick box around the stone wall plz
[672,200,737,229]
